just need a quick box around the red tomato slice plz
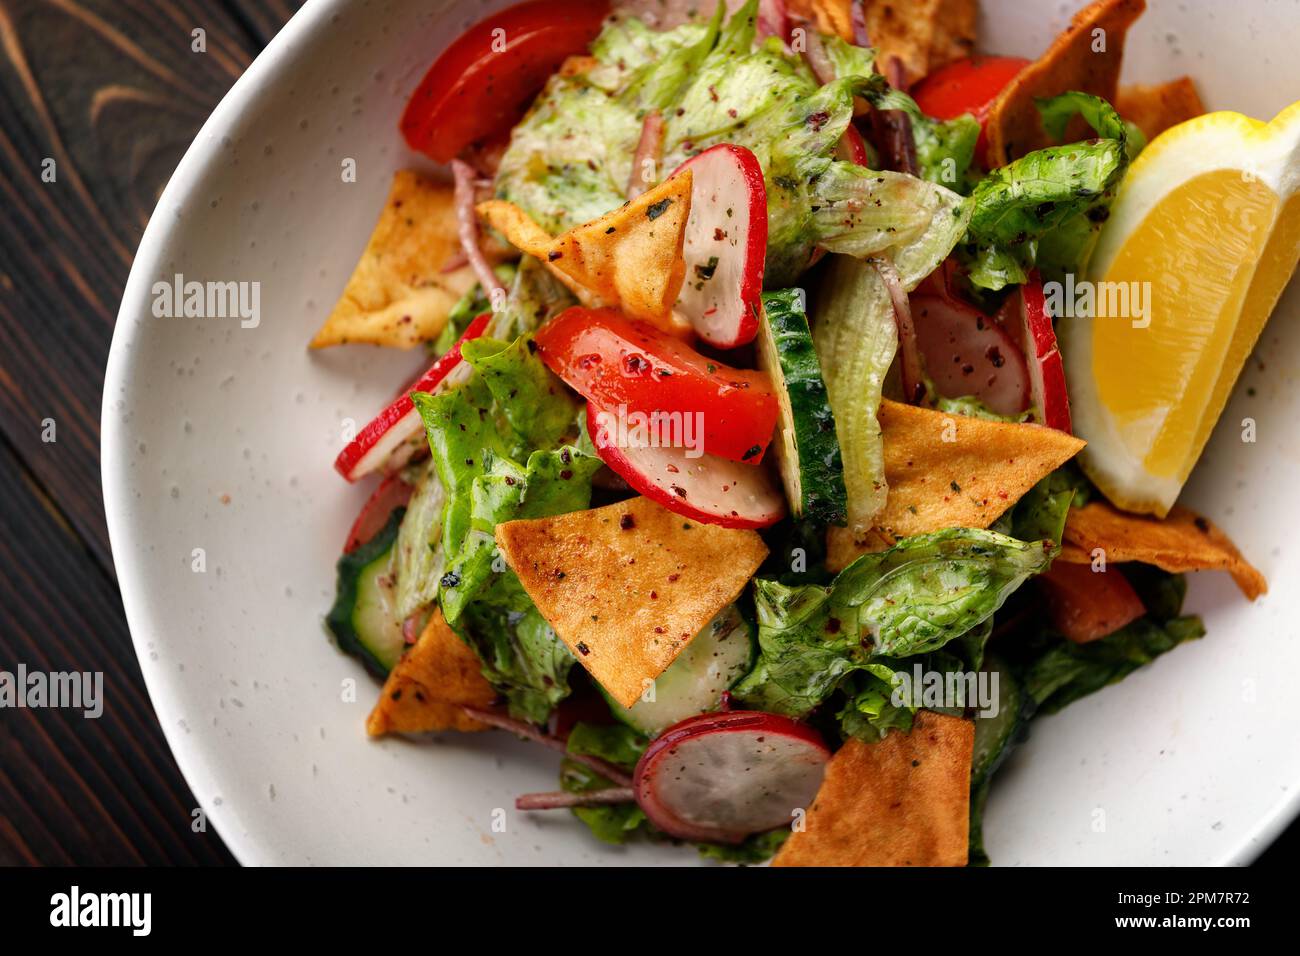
[536,307,779,464]
[912,55,1029,160]
[400,0,610,164]
[1038,562,1145,644]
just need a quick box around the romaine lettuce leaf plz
[867,86,981,192]
[812,257,895,529]
[961,92,1132,290]
[411,334,593,721]
[733,528,1055,717]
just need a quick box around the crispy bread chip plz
[477,173,692,333]
[311,170,480,349]
[773,711,974,867]
[984,0,1147,168]
[828,402,1085,571]
[791,1,977,87]
[1116,76,1205,141]
[365,609,496,736]
[1058,502,1266,600]
[494,496,768,707]
[826,400,1085,570]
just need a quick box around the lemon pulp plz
[1092,170,1300,483]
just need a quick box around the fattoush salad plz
[314,0,1294,865]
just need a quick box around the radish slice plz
[343,474,414,553]
[670,144,768,349]
[1018,273,1073,433]
[835,124,870,166]
[633,711,830,844]
[586,402,786,529]
[334,313,491,481]
[912,293,1030,416]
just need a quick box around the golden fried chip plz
[826,401,1085,571]
[365,609,496,736]
[773,711,974,867]
[1116,76,1206,141]
[494,496,768,708]
[1058,502,1266,600]
[311,170,480,349]
[478,173,692,333]
[984,0,1147,167]
[792,1,976,86]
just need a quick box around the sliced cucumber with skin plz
[971,654,1024,787]
[603,605,755,736]
[326,508,407,678]
[757,289,848,524]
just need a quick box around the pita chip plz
[365,609,496,736]
[478,173,692,334]
[773,711,974,867]
[1058,502,1266,600]
[984,0,1147,167]
[826,402,1084,570]
[311,170,481,349]
[494,496,767,708]
[1116,76,1205,141]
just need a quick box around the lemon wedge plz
[1061,102,1300,516]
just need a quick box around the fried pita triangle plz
[773,711,974,867]
[494,496,767,708]
[365,608,496,736]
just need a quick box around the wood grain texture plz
[0,0,302,866]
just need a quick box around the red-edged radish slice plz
[633,710,830,844]
[835,124,870,166]
[912,293,1030,416]
[670,145,768,349]
[1018,273,1073,433]
[586,402,786,530]
[343,474,414,553]
[333,313,492,481]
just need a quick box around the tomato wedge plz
[400,0,610,164]
[536,307,779,464]
[912,55,1029,159]
[1038,562,1145,644]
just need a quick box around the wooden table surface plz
[0,0,1293,867]
[0,0,304,866]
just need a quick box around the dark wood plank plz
[0,0,300,571]
[0,435,236,864]
[0,0,300,867]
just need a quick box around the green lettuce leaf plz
[812,257,895,529]
[733,528,1055,717]
[561,722,649,844]
[411,335,593,721]
[697,828,791,864]
[961,92,1133,290]
[1018,614,1205,714]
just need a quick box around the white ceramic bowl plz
[104,0,1300,865]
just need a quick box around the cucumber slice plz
[604,606,755,736]
[326,509,407,678]
[757,289,848,524]
[971,654,1024,786]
